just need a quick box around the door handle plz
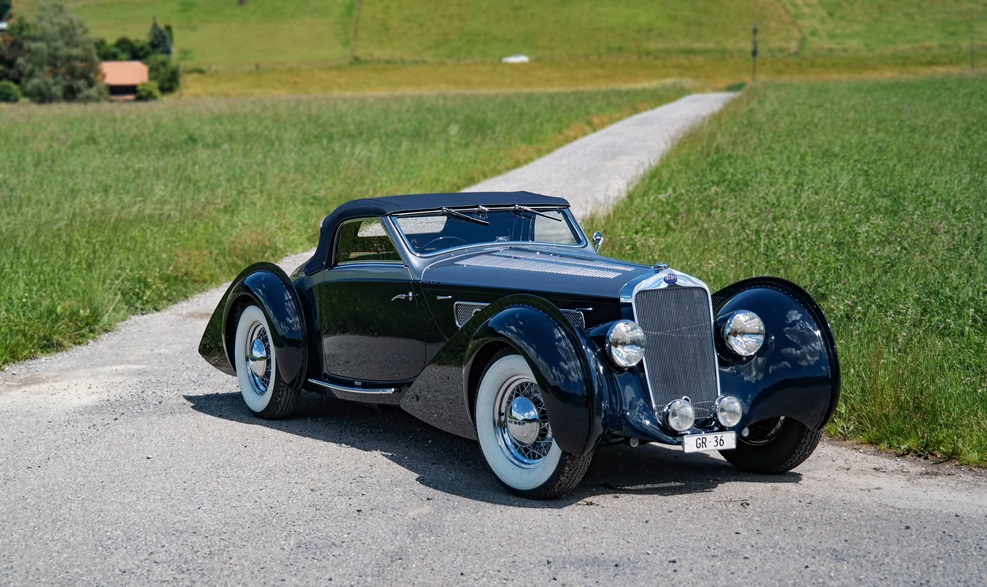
[391,292,414,302]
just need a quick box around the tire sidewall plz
[234,305,277,414]
[476,354,563,492]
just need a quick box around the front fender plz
[466,296,605,457]
[198,263,308,392]
[712,277,840,432]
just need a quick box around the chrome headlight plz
[715,396,744,428]
[606,321,647,368]
[664,398,695,432]
[721,311,765,357]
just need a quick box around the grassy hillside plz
[15,0,353,69]
[10,0,987,95]
[355,0,798,61]
[0,85,686,367]
[589,73,987,464]
[780,0,986,53]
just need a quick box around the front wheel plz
[720,417,821,473]
[233,304,299,420]
[475,351,593,499]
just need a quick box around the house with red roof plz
[100,61,149,101]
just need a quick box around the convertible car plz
[199,192,839,498]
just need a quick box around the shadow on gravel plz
[185,390,802,506]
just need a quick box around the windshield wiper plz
[441,207,489,226]
[513,204,562,222]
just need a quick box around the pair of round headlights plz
[605,309,765,370]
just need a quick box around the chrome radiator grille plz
[632,287,720,417]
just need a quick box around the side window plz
[334,218,401,265]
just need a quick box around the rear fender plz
[712,277,840,432]
[198,263,308,391]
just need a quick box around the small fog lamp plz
[664,398,695,432]
[715,396,744,428]
[722,311,765,357]
[607,321,647,368]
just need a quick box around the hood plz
[419,247,654,300]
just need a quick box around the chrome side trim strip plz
[306,378,398,395]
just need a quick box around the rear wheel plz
[475,351,592,499]
[233,304,299,420]
[720,417,821,473]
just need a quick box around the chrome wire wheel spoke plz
[493,375,553,467]
[244,321,272,395]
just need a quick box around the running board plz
[306,378,403,405]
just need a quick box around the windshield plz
[393,207,582,255]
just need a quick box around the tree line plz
[0,0,180,103]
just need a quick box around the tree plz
[0,79,21,102]
[112,35,149,61]
[17,1,105,103]
[0,0,12,21]
[145,53,179,93]
[0,26,27,85]
[147,18,171,57]
[135,80,159,101]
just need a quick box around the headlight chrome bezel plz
[721,310,766,358]
[664,398,696,432]
[606,320,647,368]
[714,395,744,428]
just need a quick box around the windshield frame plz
[389,205,588,258]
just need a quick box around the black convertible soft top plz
[301,191,571,275]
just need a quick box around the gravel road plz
[2,94,985,586]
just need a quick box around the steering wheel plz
[421,236,469,252]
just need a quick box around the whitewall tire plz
[475,351,593,498]
[233,304,298,419]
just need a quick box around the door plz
[313,217,431,383]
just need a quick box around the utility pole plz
[752,23,759,82]
[350,0,362,63]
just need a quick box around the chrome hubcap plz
[249,338,268,377]
[506,396,540,446]
[494,375,552,467]
[244,322,271,396]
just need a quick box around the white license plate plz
[682,431,736,453]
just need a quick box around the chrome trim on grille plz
[630,277,722,420]
[453,301,585,329]
[620,268,710,303]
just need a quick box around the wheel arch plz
[463,296,604,457]
[712,277,840,432]
[206,263,309,392]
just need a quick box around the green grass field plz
[588,73,987,465]
[10,0,987,95]
[0,85,686,367]
[4,2,986,464]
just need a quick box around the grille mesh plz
[633,287,719,417]
[454,302,584,329]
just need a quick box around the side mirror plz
[592,231,605,253]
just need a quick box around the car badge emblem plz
[663,273,678,285]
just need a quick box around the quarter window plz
[335,218,401,265]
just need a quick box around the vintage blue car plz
[199,192,840,498]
